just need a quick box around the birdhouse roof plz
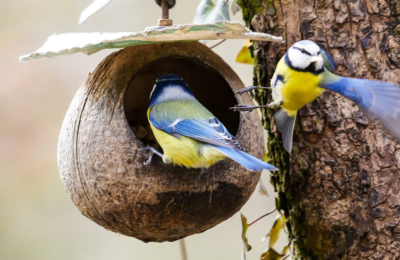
[19,21,283,62]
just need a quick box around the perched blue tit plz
[144,74,278,172]
[233,40,400,152]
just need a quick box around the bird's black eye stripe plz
[294,46,311,55]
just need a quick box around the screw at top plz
[161,0,169,19]
[158,0,173,26]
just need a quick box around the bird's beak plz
[309,56,323,62]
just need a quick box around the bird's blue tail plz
[213,146,278,171]
[273,109,296,153]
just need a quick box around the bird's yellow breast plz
[276,60,325,116]
[147,111,226,168]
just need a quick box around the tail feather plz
[213,146,278,171]
[273,109,296,152]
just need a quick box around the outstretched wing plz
[320,71,400,139]
[321,49,336,72]
[149,112,243,151]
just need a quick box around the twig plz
[248,208,277,226]
[281,253,290,260]
[209,39,227,49]
[180,239,188,260]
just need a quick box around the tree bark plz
[237,0,400,259]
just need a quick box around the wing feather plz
[321,49,336,72]
[321,72,400,139]
[149,112,242,151]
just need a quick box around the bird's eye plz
[300,49,306,53]
[317,51,321,55]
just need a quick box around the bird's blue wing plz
[321,72,400,139]
[321,49,336,72]
[149,112,243,151]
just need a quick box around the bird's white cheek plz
[288,47,315,69]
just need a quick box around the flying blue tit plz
[144,74,278,172]
[233,40,400,153]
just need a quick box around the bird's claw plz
[235,86,272,101]
[230,104,259,112]
[140,146,163,166]
[235,86,257,100]
[144,155,153,166]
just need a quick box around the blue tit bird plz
[144,74,278,172]
[233,40,400,153]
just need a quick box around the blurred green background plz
[0,0,286,259]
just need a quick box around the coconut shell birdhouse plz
[20,2,283,242]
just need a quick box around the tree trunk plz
[237,0,400,259]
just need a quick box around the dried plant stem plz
[209,39,226,49]
[248,208,277,226]
[180,239,188,260]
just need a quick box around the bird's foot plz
[140,146,163,166]
[235,86,272,100]
[267,100,283,109]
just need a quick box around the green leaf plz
[236,39,254,65]
[266,214,286,248]
[260,248,285,260]
[241,213,252,251]
[193,0,230,24]
[258,178,269,197]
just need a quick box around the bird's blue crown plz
[149,74,195,106]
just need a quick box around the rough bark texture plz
[57,42,265,242]
[237,0,400,259]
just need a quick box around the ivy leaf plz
[79,0,111,24]
[230,0,241,15]
[236,39,254,65]
[282,245,290,254]
[260,248,285,260]
[258,178,269,197]
[275,197,281,212]
[193,0,230,24]
[266,214,286,248]
[264,150,269,162]
[241,213,252,251]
